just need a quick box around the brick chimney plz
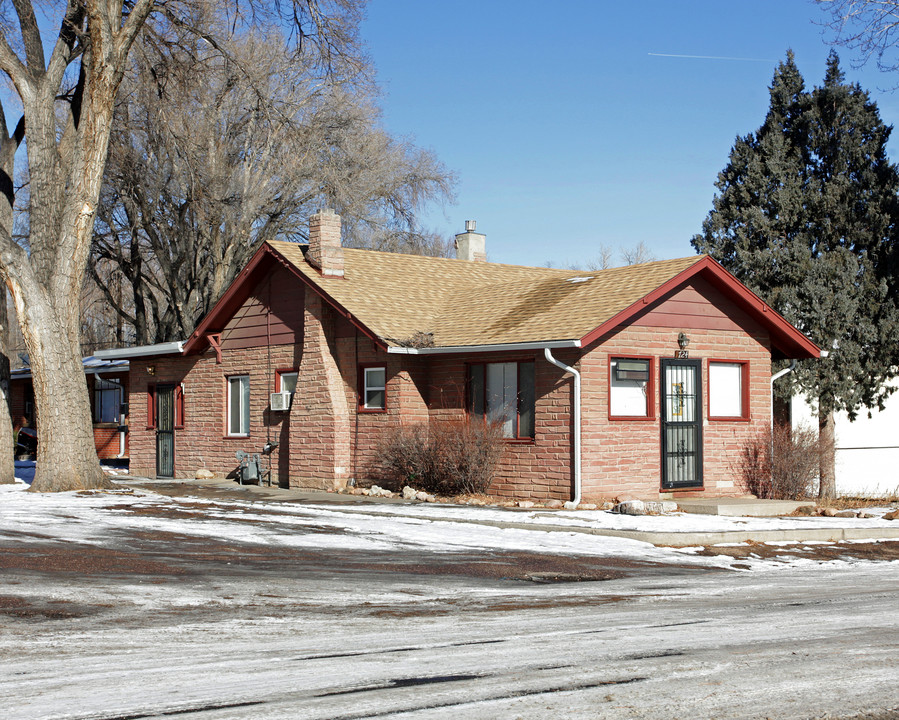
[307,208,344,277]
[454,220,486,262]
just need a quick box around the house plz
[789,382,899,497]
[10,356,130,461]
[95,210,820,501]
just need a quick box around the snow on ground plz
[1,479,897,572]
[317,494,899,533]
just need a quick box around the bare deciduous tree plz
[818,0,899,76]
[0,1,366,492]
[90,30,453,345]
[555,241,658,271]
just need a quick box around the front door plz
[660,359,702,489]
[156,385,175,478]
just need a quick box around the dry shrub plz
[736,423,829,500]
[376,419,504,496]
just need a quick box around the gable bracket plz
[206,333,223,364]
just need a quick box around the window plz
[93,378,122,423]
[361,367,386,410]
[278,370,298,399]
[609,357,652,418]
[227,375,250,436]
[468,361,535,439]
[709,361,748,419]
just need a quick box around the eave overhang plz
[577,256,821,360]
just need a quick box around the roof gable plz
[184,241,820,360]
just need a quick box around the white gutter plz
[543,347,581,506]
[95,341,185,359]
[388,339,582,355]
[770,359,797,386]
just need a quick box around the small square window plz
[610,358,651,418]
[362,367,386,410]
[709,361,747,419]
[279,371,298,395]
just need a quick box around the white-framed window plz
[279,371,298,396]
[93,378,122,423]
[362,367,386,410]
[610,357,651,418]
[227,375,250,436]
[709,361,746,419]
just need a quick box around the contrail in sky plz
[648,52,774,62]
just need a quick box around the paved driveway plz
[1,482,897,719]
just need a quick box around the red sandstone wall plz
[425,351,576,501]
[579,325,772,501]
[122,265,777,502]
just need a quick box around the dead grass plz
[821,496,899,510]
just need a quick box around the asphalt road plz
[1,494,898,719]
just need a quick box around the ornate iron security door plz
[155,385,175,478]
[660,359,703,489]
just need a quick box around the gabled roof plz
[184,240,820,360]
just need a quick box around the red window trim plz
[707,359,751,422]
[224,374,251,438]
[358,364,387,413]
[466,358,536,440]
[275,368,299,393]
[608,355,655,421]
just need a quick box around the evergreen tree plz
[693,51,899,499]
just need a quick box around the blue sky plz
[362,0,899,267]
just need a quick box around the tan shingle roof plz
[268,240,705,348]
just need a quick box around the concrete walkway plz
[116,475,899,548]
[674,497,816,517]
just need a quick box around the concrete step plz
[675,497,816,517]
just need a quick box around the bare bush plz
[376,419,504,496]
[736,424,831,500]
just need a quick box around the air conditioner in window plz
[270,391,292,412]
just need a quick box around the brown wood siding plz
[630,276,762,335]
[220,266,303,350]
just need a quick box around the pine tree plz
[692,51,899,500]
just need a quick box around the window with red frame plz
[709,361,748,419]
[468,361,535,439]
[361,367,386,410]
[610,357,651,418]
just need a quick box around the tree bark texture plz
[0,103,23,483]
[0,0,155,491]
[817,408,836,501]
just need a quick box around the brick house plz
[96,210,820,501]
[10,356,130,460]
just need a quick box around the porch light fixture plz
[146,365,156,376]
[677,332,690,350]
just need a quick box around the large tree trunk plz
[10,274,110,492]
[817,407,836,501]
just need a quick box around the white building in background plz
[791,378,899,497]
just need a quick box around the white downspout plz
[770,359,797,386]
[770,359,797,435]
[544,347,581,506]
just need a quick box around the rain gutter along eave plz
[386,340,582,355]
